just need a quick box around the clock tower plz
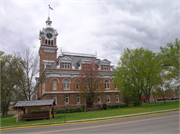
[38,17,58,76]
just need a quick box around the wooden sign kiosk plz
[14,99,55,123]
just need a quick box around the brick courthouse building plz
[35,17,124,109]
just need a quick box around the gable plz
[59,56,73,63]
[100,59,111,65]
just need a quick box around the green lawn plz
[1,101,179,128]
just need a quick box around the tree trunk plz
[146,94,150,104]
[91,101,94,111]
[2,107,8,115]
[163,94,166,104]
[153,95,156,103]
[139,95,142,107]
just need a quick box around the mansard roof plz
[49,51,112,69]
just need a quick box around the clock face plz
[46,33,52,39]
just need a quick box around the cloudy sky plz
[1,0,179,66]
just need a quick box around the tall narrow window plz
[53,96,57,105]
[76,82,79,90]
[65,96,69,104]
[107,95,110,102]
[116,94,119,102]
[96,82,99,90]
[104,80,110,89]
[53,81,56,90]
[52,54,53,58]
[42,83,45,94]
[114,84,117,89]
[48,40,50,45]
[45,39,47,44]
[77,95,80,103]
[51,40,53,45]
[45,53,47,57]
[98,95,101,102]
[63,79,70,90]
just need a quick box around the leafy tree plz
[160,38,179,84]
[0,51,24,115]
[114,48,162,107]
[78,61,104,111]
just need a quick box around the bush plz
[109,104,120,109]
[54,108,82,114]
[82,105,85,112]
[102,104,107,110]
[55,109,64,114]
[119,103,127,108]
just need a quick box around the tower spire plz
[46,17,52,26]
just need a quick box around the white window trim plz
[104,80,110,89]
[116,94,119,102]
[63,79,70,90]
[107,95,110,103]
[53,95,57,105]
[62,63,70,69]
[76,82,79,90]
[53,81,57,90]
[42,82,45,94]
[102,65,109,71]
[65,96,69,104]
[77,95,80,103]
[98,95,101,102]
[114,84,117,89]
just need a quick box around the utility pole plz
[64,101,66,123]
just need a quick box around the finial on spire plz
[46,17,52,26]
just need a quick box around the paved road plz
[2,111,180,134]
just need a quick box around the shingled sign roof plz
[14,99,55,108]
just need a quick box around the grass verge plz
[1,101,179,129]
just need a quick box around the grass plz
[1,101,179,129]
[1,115,14,119]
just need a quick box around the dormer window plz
[62,63,70,69]
[82,64,89,69]
[102,65,109,71]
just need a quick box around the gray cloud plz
[1,0,179,66]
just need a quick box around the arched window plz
[104,80,110,89]
[63,79,70,90]
[76,82,79,90]
[45,39,47,44]
[48,40,50,45]
[51,40,53,45]
[53,81,56,90]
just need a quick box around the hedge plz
[102,104,107,110]
[119,103,127,108]
[108,104,127,109]
[108,104,120,109]
[54,108,82,114]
